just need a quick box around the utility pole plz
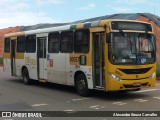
[154,6,155,15]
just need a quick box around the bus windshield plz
[109,32,156,65]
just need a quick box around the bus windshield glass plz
[109,33,156,65]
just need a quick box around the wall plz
[0,27,20,58]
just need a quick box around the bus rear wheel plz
[22,68,32,85]
[76,73,89,96]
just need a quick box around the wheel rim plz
[24,75,27,83]
[23,71,28,83]
[78,79,86,93]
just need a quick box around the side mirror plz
[106,33,111,43]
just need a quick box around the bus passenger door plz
[11,40,16,76]
[93,33,105,88]
[37,37,47,80]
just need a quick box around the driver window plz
[139,37,149,52]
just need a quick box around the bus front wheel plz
[22,68,32,85]
[76,73,89,96]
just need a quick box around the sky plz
[0,0,160,29]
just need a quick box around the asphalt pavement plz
[0,67,160,120]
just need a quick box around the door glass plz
[38,38,46,58]
[37,37,47,79]
[94,34,100,86]
[94,33,105,87]
[11,40,16,75]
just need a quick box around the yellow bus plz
[3,19,156,96]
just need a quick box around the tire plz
[75,73,89,96]
[22,68,32,85]
[133,88,141,91]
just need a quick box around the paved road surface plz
[0,67,160,120]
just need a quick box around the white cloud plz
[0,11,60,27]
[77,3,96,10]
[36,0,63,6]
[105,4,133,13]
[0,1,30,12]
[0,12,60,29]
[0,0,15,6]
[111,7,132,12]
[115,0,146,5]
[0,0,62,29]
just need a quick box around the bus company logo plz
[25,57,36,65]
[2,112,11,117]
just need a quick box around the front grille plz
[122,77,149,80]
[123,82,148,88]
[119,67,152,74]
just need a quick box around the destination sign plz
[111,21,152,32]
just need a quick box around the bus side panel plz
[66,55,93,89]
[15,53,25,77]
[71,66,93,89]
[68,53,93,89]
[66,54,74,86]
[15,59,25,77]
[47,53,67,84]
[3,53,11,75]
[24,53,38,80]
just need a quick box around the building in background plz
[0,27,20,58]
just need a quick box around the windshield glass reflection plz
[109,33,156,65]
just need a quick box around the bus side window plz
[48,32,59,53]
[17,36,26,53]
[4,38,10,53]
[26,35,36,53]
[60,31,73,53]
[74,29,89,53]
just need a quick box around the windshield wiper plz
[118,30,133,52]
[119,29,126,37]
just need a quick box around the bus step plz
[39,80,47,83]
[94,86,105,90]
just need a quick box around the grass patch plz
[156,64,160,80]
[0,57,3,65]
[157,64,160,75]
[157,77,160,80]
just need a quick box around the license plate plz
[133,82,141,87]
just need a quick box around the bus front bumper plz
[106,77,156,91]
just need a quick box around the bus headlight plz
[149,71,156,79]
[108,73,122,81]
